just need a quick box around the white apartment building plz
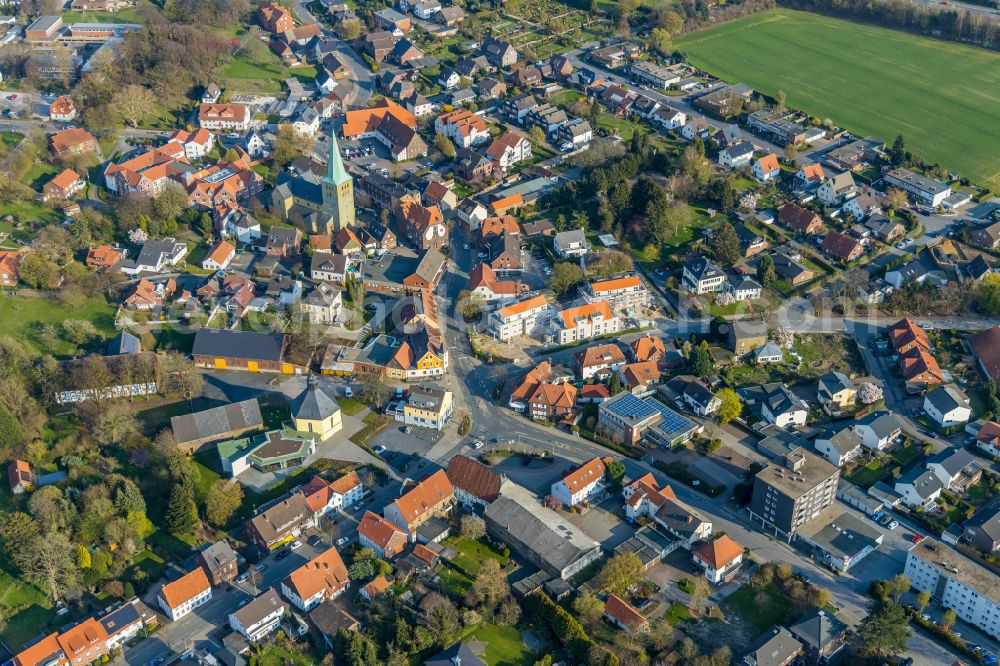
[553,301,621,345]
[488,295,549,341]
[581,274,651,311]
[905,537,1000,639]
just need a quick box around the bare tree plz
[114,84,157,129]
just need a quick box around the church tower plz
[321,126,355,231]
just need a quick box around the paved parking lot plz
[372,419,443,456]
[558,493,634,550]
[493,455,563,495]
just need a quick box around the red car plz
[911,534,923,543]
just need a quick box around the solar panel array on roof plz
[605,393,659,420]
[651,401,695,436]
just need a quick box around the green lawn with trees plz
[676,9,1000,188]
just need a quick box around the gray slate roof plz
[291,383,341,421]
[789,609,847,651]
[231,589,284,629]
[744,626,802,666]
[171,399,263,445]
[191,329,285,362]
[484,484,599,577]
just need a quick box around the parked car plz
[276,549,291,561]
[256,564,268,574]
[373,445,386,455]
[888,521,899,530]
[235,572,249,584]
[290,540,302,550]
[336,536,350,546]
[473,440,484,449]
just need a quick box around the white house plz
[726,275,762,301]
[551,456,607,508]
[300,472,363,519]
[813,428,863,467]
[552,301,620,345]
[923,384,971,428]
[718,141,754,169]
[691,535,743,584]
[280,548,350,612]
[170,128,215,160]
[485,132,532,171]
[894,467,944,508]
[651,105,687,131]
[682,256,726,294]
[456,200,488,229]
[201,240,236,271]
[761,385,808,428]
[926,447,979,489]
[975,421,1000,458]
[158,568,212,622]
[412,0,440,18]
[221,209,262,244]
[817,172,857,206]
[751,154,780,183]
[228,590,286,643]
[120,238,188,276]
[853,411,902,450]
[554,229,588,258]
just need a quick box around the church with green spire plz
[320,126,354,231]
[270,125,355,234]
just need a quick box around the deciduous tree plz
[205,479,243,527]
[597,552,644,596]
[114,84,157,128]
[716,388,741,424]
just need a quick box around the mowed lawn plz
[676,10,1000,187]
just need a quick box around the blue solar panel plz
[606,393,660,421]
[651,401,695,435]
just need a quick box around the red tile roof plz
[446,455,503,503]
[390,469,453,527]
[496,294,547,319]
[559,300,614,329]
[692,534,743,569]
[969,326,1000,385]
[284,547,349,601]
[631,335,665,363]
[358,511,407,556]
[604,594,648,633]
[342,99,416,138]
[160,568,210,609]
[560,456,608,493]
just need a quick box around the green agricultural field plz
[676,10,1000,187]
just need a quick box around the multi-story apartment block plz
[905,537,1000,639]
[552,301,621,344]
[488,295,549,341]
[749,449,840,539]
[581,275,651,311]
